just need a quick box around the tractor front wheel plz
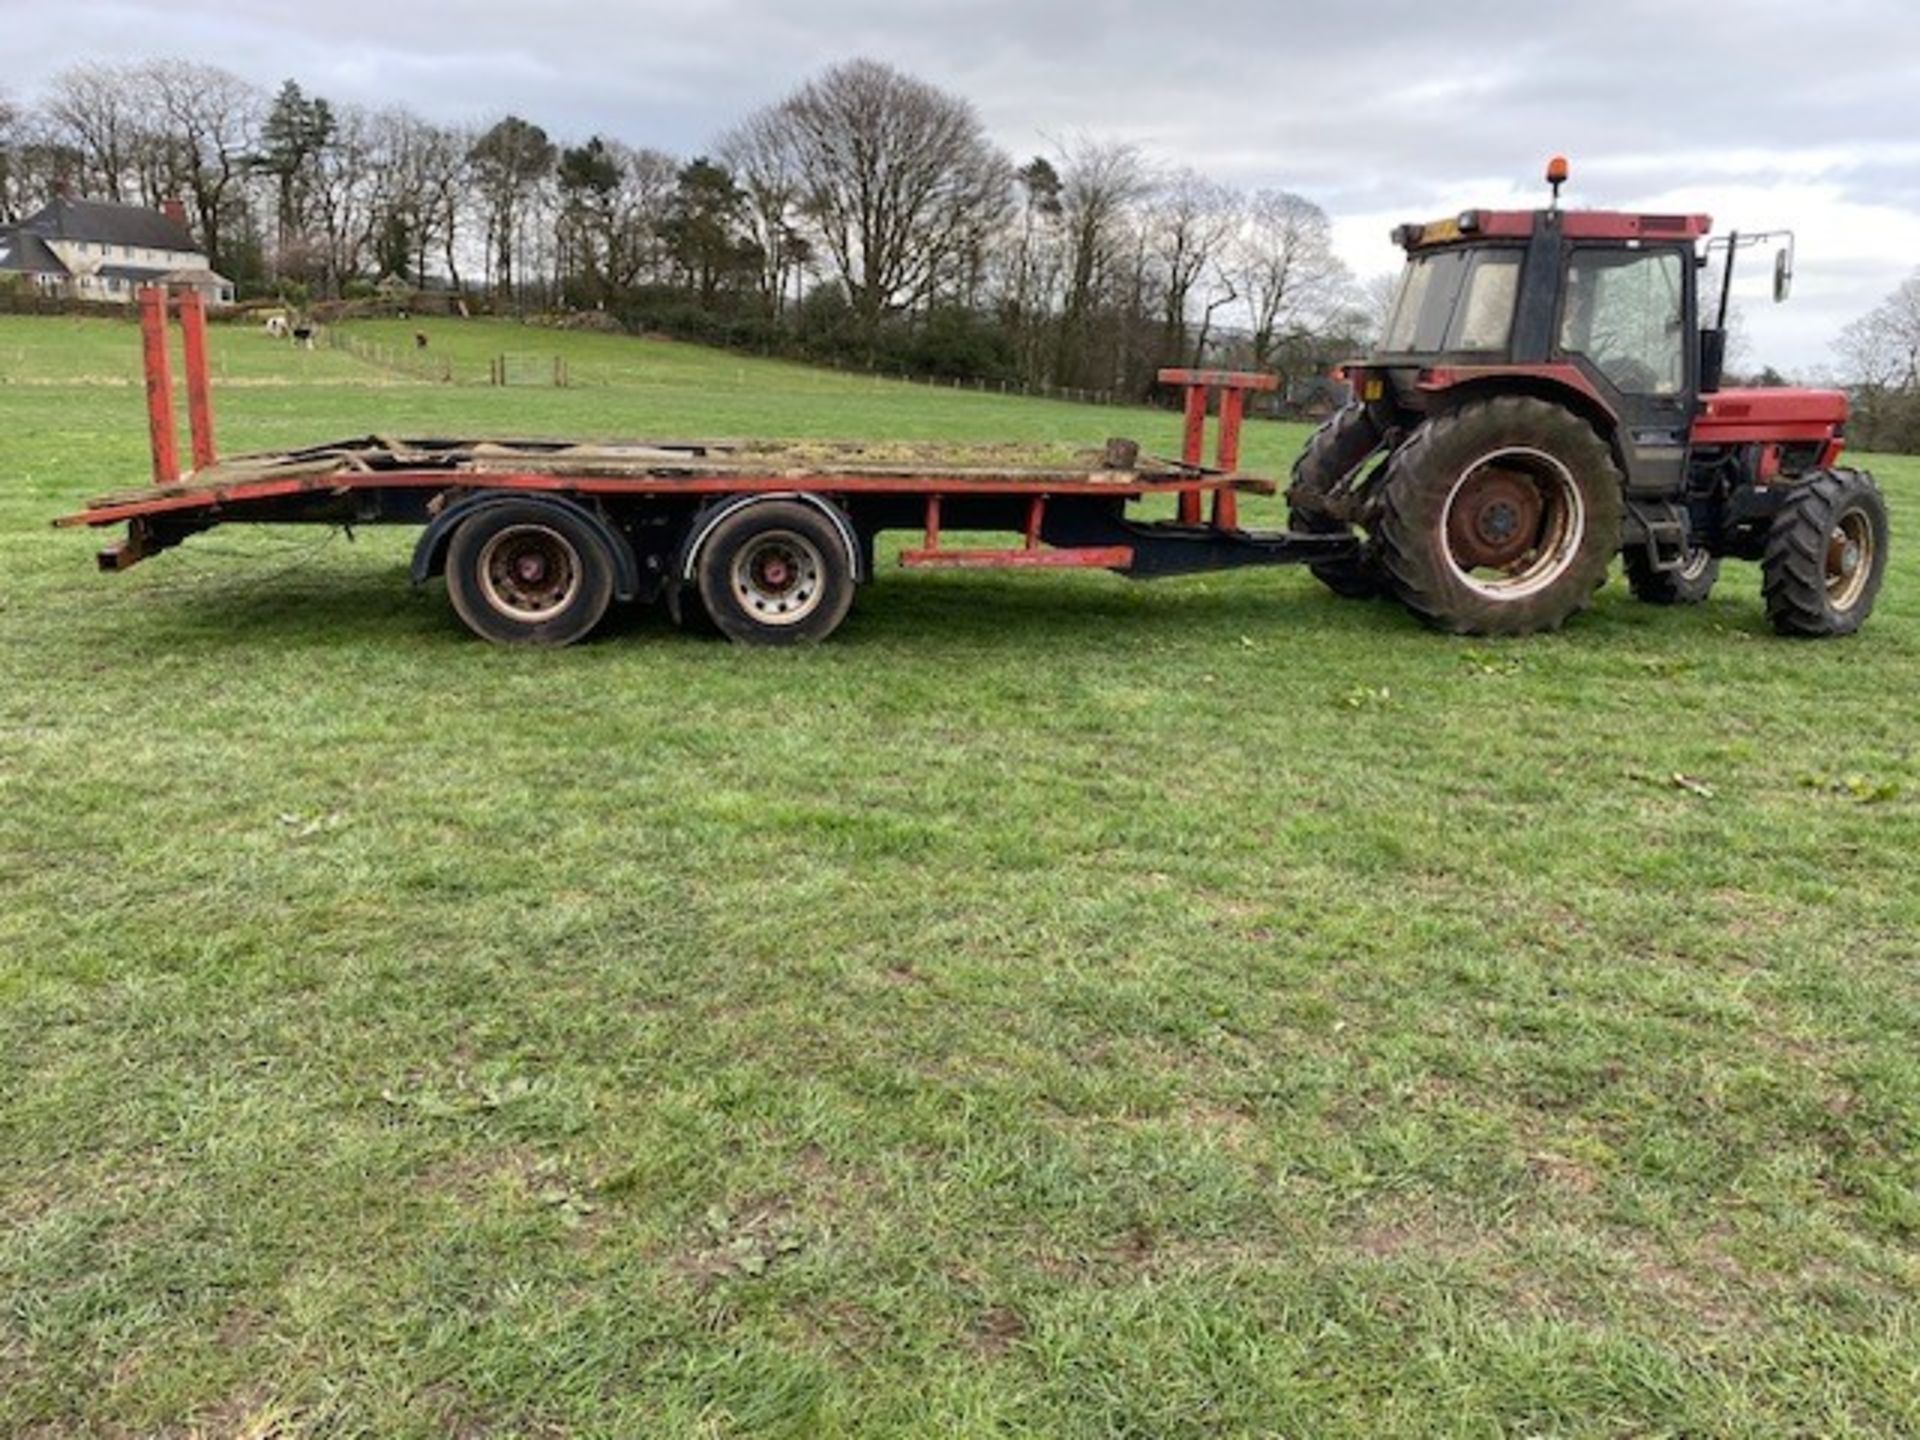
[1762,469,1888,637]
[1377,396,1623,636]
[1624,545,1719,605]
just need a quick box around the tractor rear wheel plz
[1762,469,1888,637]
[1377,395,1623,635]
[1287,404,1389,600]
[1624,545,1719,605]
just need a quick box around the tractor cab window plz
[1559,249,1686,396]
[1381,247,1522,354]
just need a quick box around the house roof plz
[158,266,233,287]
[23,196,198,253]
[0,227,70,275]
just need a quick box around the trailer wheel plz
[1287,403,1389,599]
[1377,396,1622,636]
[695,499,855,645]
[1624,545,1719,605]
[1762,469,1888,637]
[444,502,615,646]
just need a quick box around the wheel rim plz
[730,530,825,625]
[477,524,581,621]
[1826,508,1875,611]
[1678,548,1714,581]
[1440,447,1587,600]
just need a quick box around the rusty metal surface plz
[898,545,1135,570]
[1447,465,1545,570]
[58,438,1275,531]
[177,290,217,472]
[140,289,178,488]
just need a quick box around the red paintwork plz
[1404,210,1713,247]
[176,290,217,471]
[1157,368,1279,391]
[57,469,1255,530]
[1213,386,1245,529]
[1692,387,1848,443]
[1178,383,1208,523]
[899,546,1135,570]
[1159,368,1270,527]
[1411,363,1615,417]
[140,289,178,487]
[1694,388,1849,469]
[1407,367,1848,458]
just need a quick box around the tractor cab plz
[1287,158,1885,639]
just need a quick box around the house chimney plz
[160,197,188,228]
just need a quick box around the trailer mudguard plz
[675,492,864,584]
[411,491,643,599]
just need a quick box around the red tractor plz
[1288,158,1888,637]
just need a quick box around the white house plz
[0,197,235,306]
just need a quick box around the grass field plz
[1,313,1916,1438]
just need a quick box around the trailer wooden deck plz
[57,434,1272,532]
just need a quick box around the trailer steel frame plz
[56,287,1355,644]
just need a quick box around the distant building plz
[0,228,68,296]
[0,197,235,306]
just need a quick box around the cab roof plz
[1395,209,1714,251]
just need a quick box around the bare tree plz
[0,94,18,219]
[1838,273,1920,391]
[1052,138,1149,385]
[1146,169,1240,366]
[557,137,678,299]
[770,58,1010,343]
[1229,190,1346,369]
[139,60,262,272]
[1836,271,1920,449]
[44,64,149,203]
[717,108,805,316]
[308,104,391,291]
[416,122,473,292]
[468,115,555,300]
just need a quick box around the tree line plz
[0,57,1371,400]
[1836,273,1920,453]
[4,57,1914,444]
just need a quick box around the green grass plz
[2,313,1916,1438]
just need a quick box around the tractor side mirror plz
[1773,247,1793,303]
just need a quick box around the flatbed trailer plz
[55,286,1353,645]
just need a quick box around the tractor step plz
[1627,500,1693,571]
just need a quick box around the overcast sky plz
[8,0,1918,370]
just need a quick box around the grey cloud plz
[7,0,1917,366]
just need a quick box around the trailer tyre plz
[695,500,856,646]
[1378,396,1623,636]
[1624,546,1719,605]
[444,502,616,646]
[1287,403,1389,599]
[1762,469,1887,637]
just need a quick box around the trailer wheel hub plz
[477,524,582,621]
[732,530,825,625]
